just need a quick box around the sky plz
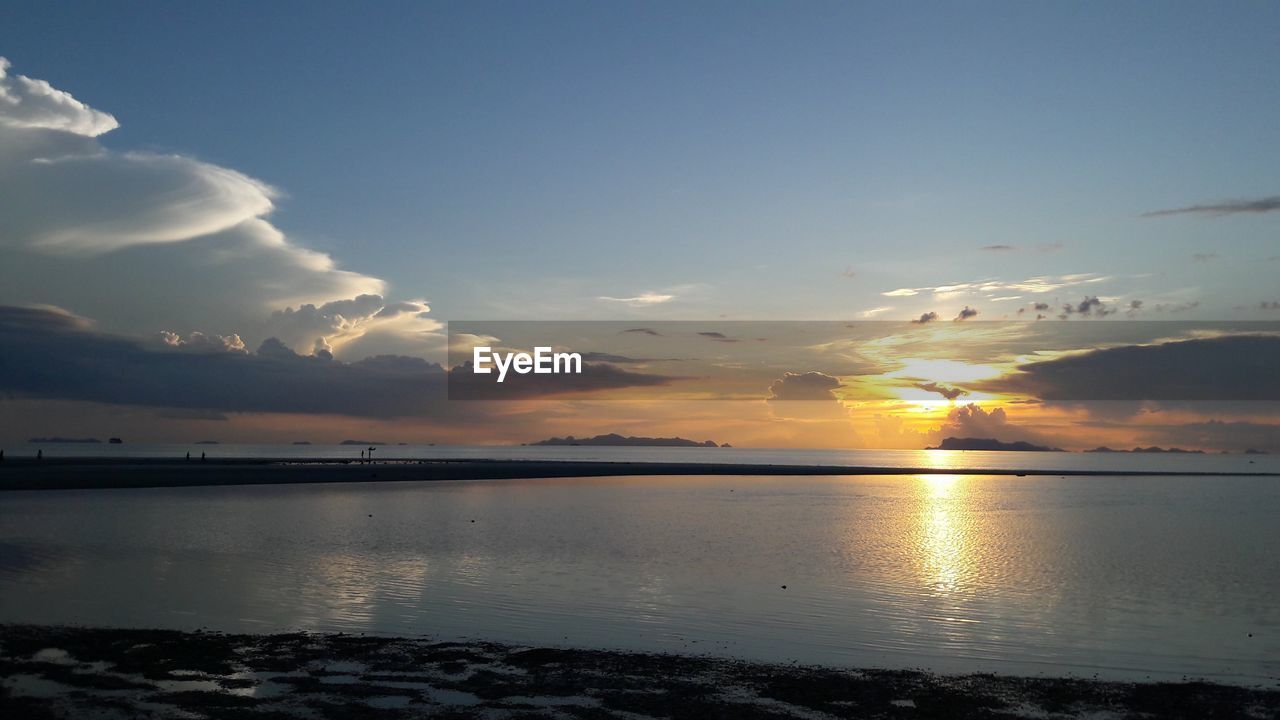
[2,2,1279,449]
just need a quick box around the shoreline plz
[2,457,1278,491]
[2,624,1276,720]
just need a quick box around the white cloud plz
[0,57,437,357]
[0,58,118,137]
[882,273,1109,299]
[597,291,676,307]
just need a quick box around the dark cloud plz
[1261,302,1280,311]
[0,305,681,413]
[1192,253,1220,263]
[1061,296,1117,318]
[914,381,968,401]
[954,306,978,321]
[697,331,739,343]
[1142,195,1280,218]
[766,372,842,402]
[910,312,939,324]
[622,327,661,336]
[1033,302,1051,311]
[1152,420,1280,453]
[980,244,1014,251]
[981,334,1280,401]
[0,305,451,417]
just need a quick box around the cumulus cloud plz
[1142,196,1280,218]
[926,403,1051,446]
[266,294,431,353]
[955,306,978,321]
[0,58,118,136]
[156,331,247,354]
[0,58,433,357]
[910,311,939,324]
[766,371,843,402]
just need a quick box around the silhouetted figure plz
[186,452,190,461]
[1,450,5,463]
[360,449,365,462]
[367,446,376,463]
[37,449,43,461]
[201,451,206,462]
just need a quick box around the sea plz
[0,445,1277,686]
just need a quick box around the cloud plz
[982,334,1280,401]
[766,371,842,402]
[926,403,1051,446]
[266,294,431,354]
[859,306,893,318]
[156,331,247,354]
[1149,420,1280,453]
[954,306,978,321]
[622,327,661,336]
[697,331,739,343]
[914,381,968,401]
[980,244,1014,251]
[882,273,1108,299]
[1059,296,1116,318]
[910,311,939,324]
[0,58,433,357]
[0,305,450,417]
[1142,196,1280,218]
[0,58,118,136]
[1192,253,1220,263]
[597,292,675,307]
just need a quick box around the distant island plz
[292,441,312,445]
[28,437,101,443]
[531,433,726,448]
[340,439,387,446]
[194,440,220,445]
[1086,446,1205,454]
[928,437,1064,452]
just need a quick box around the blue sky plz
[3,2,1280,446]
[4,0,1279,323]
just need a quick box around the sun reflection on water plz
[915,474,971,596]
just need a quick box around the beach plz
[3,624,1277,719]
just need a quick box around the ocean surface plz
[1,454,1277,686]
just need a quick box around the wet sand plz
[2,456,1278,491]
[1,624,1276,719]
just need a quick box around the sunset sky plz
[2,2,1279,450]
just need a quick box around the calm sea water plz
[1,469,1277,686]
